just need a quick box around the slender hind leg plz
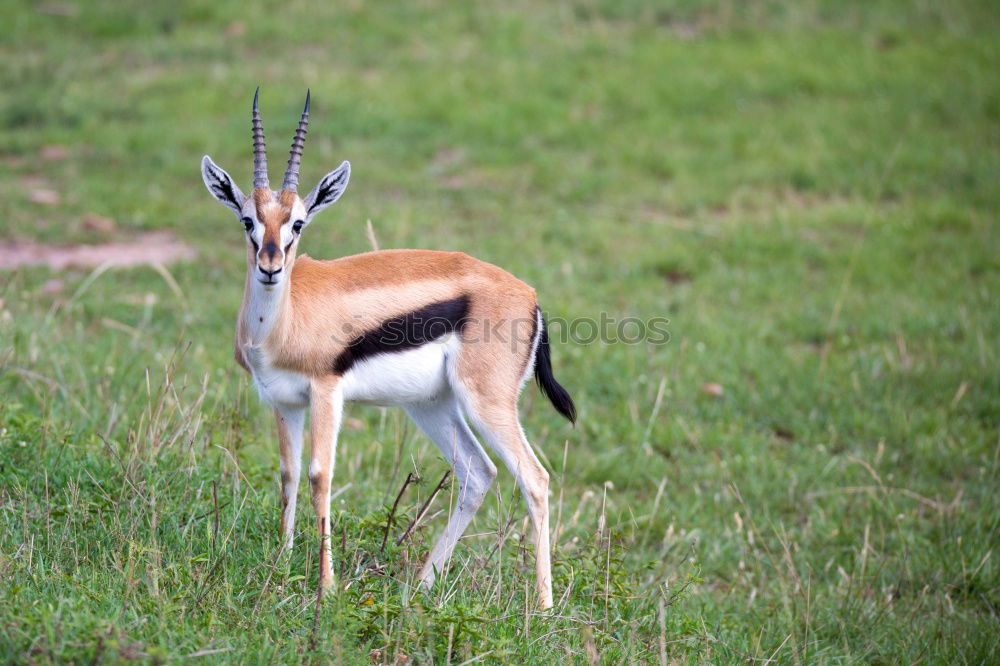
[405,393,497,588]
[275,405,306,549]
[463,399,553,610]
[309,378,343,589]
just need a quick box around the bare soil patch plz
[0,231,196,270]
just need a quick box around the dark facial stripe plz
[332,295,471,375]
[262,241,280,262]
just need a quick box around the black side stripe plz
[332,295,471,375]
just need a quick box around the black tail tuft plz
[534,311,576,423]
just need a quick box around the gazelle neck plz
[242,260,292,346]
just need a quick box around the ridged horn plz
[252,87,269,189]
[282,90,310,192]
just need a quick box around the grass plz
[1,0,998,662]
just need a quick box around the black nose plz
[259,266,282,278]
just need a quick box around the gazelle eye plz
[242,217,253,232]
[292,220,304,235]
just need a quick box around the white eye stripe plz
[241,215,263,245]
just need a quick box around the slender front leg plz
[275,406,305,549]
[309,377,343,589]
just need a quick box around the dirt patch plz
[0,231,196,270]
[656,266,693,284]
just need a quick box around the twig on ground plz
[382,472,418,553]
[397,471,452,546]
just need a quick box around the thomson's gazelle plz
[201,90,575,609]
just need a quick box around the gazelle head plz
[201,89,351,288]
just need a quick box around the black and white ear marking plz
[303,161,351,222]
[201,155,246,217]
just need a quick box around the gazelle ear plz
[303,161,350,222]
[201,155,246,217]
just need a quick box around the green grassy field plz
[1,0,998,662]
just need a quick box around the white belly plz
[243,335,456,410]
[341,334,456,406]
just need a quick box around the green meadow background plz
[1,0,998,662]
